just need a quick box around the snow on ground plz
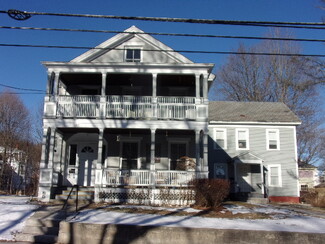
[0,195,39,241]
[68,204,325,234]
[0,196,325,241]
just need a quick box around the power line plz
[0,43,324,58]
[1,10,325,30]
[0,82,45,92]
[1,25,325,43]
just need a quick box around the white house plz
[38,26,214,204]
[38,26,300,204]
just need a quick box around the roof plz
[70,25,194,64]
[298,162,317,169]
[209,101,301,124]
[233,152,263,163]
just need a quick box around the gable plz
[71,26,193,64]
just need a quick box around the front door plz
[78,145,97,186]
[237,164,252,192]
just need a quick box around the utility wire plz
[1,26,325,43]
[1,10,325,29]
[0,43,324,57]
[0,82,45,92]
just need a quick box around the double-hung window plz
[267,129,280,150]
[268,164,282,187]
[214,129,227,149]
[125,48,141,62]
[236,129,249,150]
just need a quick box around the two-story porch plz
[39,66,213,204]
[38,26,215,205]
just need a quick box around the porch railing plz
[102,169,195,187]
[51,95,203,120]
[56,95,99,118]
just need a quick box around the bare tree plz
[0,91,31,192]
[213,29,325,165]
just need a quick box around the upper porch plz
[43,64,214,121]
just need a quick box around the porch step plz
[55,187,95,201]
[247,198,269,204]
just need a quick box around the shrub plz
[191,178,230,209]
[300,189,325,208]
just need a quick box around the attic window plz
[125,48,141,62]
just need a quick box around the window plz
[236,129,249,150]
[121,142,139,170]
[214,129,227,149]
[267,129,280,150]
[68,144,77,165]
[125,48,141,62]
[170,143,187,170]
[81,146,94,153]
[268,165,282,187]
[301,185,308,191]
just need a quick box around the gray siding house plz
[208,101,301,203]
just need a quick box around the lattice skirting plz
[96,187,195,206]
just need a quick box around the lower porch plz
[39,127,208,204]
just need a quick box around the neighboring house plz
[0,146,27,192]
[38,26,301,204]
[208,101,301,203]
[298,162,319,191]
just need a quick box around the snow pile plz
[0,196,39,241]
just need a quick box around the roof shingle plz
[209,101,301,124]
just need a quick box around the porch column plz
[100,73,107,118]
[101,73,107,96]
[195,130,201,172]
[202,74,208,103]
[150,129,156,187]
[38,127,55,202]
[53,71,60,97]
[202,130,209,178]
[152,74,157,119]
[96,129,104,182]
[48,128,56,170]
[195,74,200,103]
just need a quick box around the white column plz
[195,74,200,102]
[152,73,157,99]
[97,129,104,169]
[48,128,56,169]
[203,74,208,103]
[100,73,107,118]
[101,73,107,96]
[150,129,156,187]
[195,130,201,172]
[38,127,55,202]
[152,74,157,119]
[202,130,209,178]
[54,72,60,97]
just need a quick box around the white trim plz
[266,129,280,150]
[268,164,282,187]
[209,121,301,126]
[235,128,249,150]
[213,128,227,150]
[124,46,143,62]
[293,126,300,196]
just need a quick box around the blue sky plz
[0,0,324,112]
